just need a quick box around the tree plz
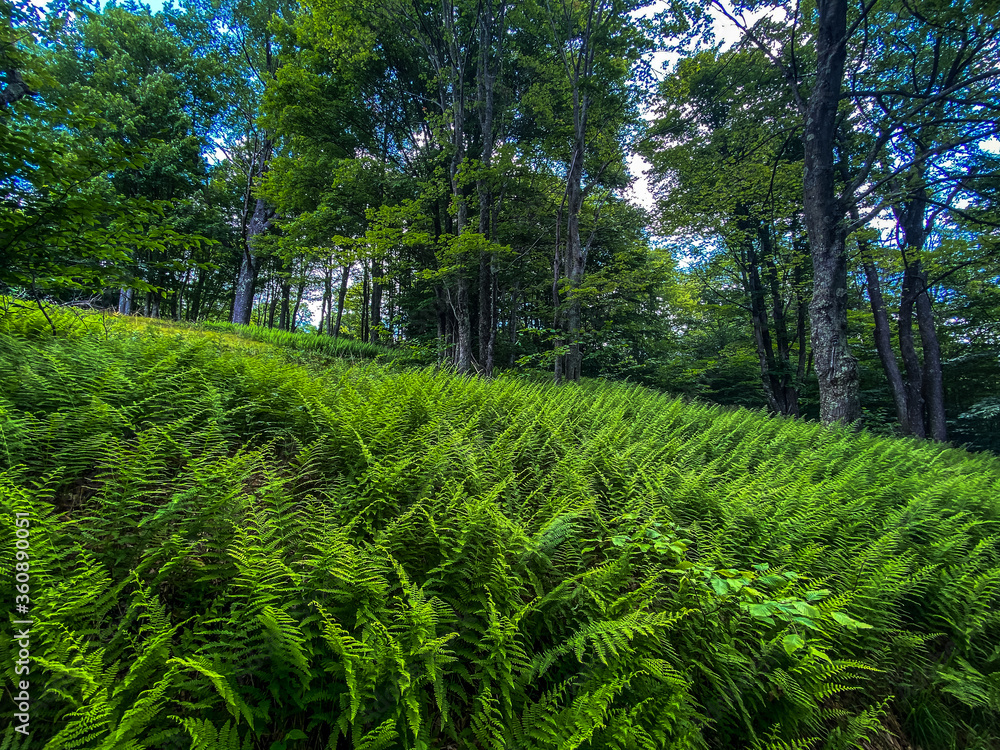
[519,0,653,382]
[1,0,35,107]
[847,0,1000,440]
[710,0,1000,426]
[47,2,223,317]
[0,0,209,324]
[643,47,811,415]
[179,0,296,325]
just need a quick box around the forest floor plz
[2,306,999,750]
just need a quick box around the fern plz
[2,304,999,748]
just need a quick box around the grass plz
[1,304,998,750]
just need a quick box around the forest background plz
[1,0,998,450]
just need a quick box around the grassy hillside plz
[1,307,999,750]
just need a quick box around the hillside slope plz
[2,308,999,750]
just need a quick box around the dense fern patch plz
[1,307,999,750]
[191,321,395,362]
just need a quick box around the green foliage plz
[1,306,999,748]
[193,320,393,361]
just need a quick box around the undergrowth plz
[191,321,393,362]
[1,306,998,750]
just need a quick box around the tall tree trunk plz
[333,263,351,338]
[553,203,564,383]
[454,280,472,372]
[434,285,448,365]
[189,271,205,321]
[897,262,947,440]
[319,267,332,335]
[434,0,473,373]
[267,281,278,328]
[370,259,383,344]
[898,264,926,437]
[231,136,276,325]
[793,244,808,398]
[861,247,911,434]
[476,0,505,375]
[761,226,798,415]
[741,227,782,414]
[485,278,498,375]
[387,278,395,343]
[231,202,272,325]
[894,181,946,441]
[478,250,493,372]
[916,278,946,440]
[802,0,859,425]
[279,271,291,331]
[851,199,911,434]
[290,276,306,333]
[508,284,519,368]
[361,260,370,342]
[232,199,272,325]
[562,121,587,383]
[177,268,191,321]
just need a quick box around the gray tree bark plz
[802,0,861,425]
[861,247,911,434]
[231,135,276,325]
[117,287,134,315]
[333,263,351,338]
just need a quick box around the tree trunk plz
[117,288,133,315]
[761,227,798,415]
[793,247,808,397]
[370,260,383,344]
[861,248,911,434]
[898,264,926,437]
[189,271,204,321]
[434,285,448,365]
[916,279,946,441]
[742,231,782,414]
[485,277,497,375]
[894,183,946,441]
[476,1,505,375]
[333,264,351,338]
[279,273,291,331]
[231,248,257,324]
[319,267,332,335]
[801,0,859,425]
[361,260,370,342]
[478,249,494,373]
[508,284,519,367]
[291,277,306,332]
[553,203,564,383]
[449,281,473,373]
[387,278,395,343]
[231,197,274,325]
[231,135,276,325]
[563,125,586,383]
[267,297,278,328]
